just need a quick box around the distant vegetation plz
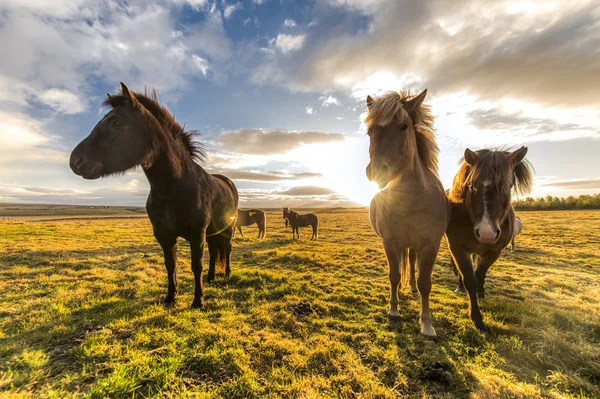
[513,193,600,210]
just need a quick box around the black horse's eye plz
[400,123,408,131]
[467,183,477,193]
[112,119,124,128]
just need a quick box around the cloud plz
[276,186,336,196]
[306,106,315,114]
[206,168,322,182]
[542,179,600,189]
[275,34,306,53]
[283,19,297,28]
[259,0,600,109]
[223,2,242,19]
[38,89,86,114]
[320,95,341,107]
[217,128,345,155]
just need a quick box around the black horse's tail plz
[207,234,231,276]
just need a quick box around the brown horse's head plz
[364,89,438,188]
[282,207,290,227]
[70,83,203,179]
[450,147,533,244]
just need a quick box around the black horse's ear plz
[509,146,528,165]
[464,148,478,166]
[406,89,427,111]
[366,95,374,109]
[120,82,139,107]
[106,93,111,99]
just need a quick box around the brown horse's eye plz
[400,123,408,131]
[112,120,124,128]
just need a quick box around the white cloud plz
[283,19,297,28]
[275,34,306,53]
[223,2,242,19]
[319,95,341,107]
[192,55,210,76]
[38,89,86,114]
[306,106,315,115]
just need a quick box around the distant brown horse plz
[446,148,532,332]
[234,209,266,238]
[282,208,318,240]
[70,83,238,309]
[365,89,449,337]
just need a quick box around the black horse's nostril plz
[72,156,84,168]
[494,229,501,241]
[474,228,480,239]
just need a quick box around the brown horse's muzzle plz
[366,163,390,189]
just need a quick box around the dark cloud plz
[206,168,322,181]
[276,186,336,196]
[217,128,344,155]
[542,179,600,189]
[264,0,600,108]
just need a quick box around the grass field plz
[0,208,599,398]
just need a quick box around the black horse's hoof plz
[163,298,176,308]
[206,274,216,282]
[476,323,491,334]
[478,291,486,299]
[191,300,204,309]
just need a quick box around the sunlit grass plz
[0,209,598,398]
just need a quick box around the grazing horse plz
[511,216,523,252]
[282,208,319,240]
[446,147,532,331]
[234,209,266,238]
[365,89,449,338]
[70,83,238,309]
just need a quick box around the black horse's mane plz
[104,88,206,163]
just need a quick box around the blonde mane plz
[365,90,439,174]
[449,149,534,203]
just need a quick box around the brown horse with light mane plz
[366,89,449,338]
[234,209,266,238]
[446,148,532,332]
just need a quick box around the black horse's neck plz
[143,141,198,198]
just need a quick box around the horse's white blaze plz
[475,180,497,243]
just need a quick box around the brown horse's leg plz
[511,238,516,252]
[450,247,489,332]
[190,232,206,308]
[408,249,417,292]
[295,227,300,240]
[416,244,439,337]
[383,240,403,318]
[158,237,178,306]
[238,226,244,237]
[474,252,501,299]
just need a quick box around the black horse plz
[234,209,266,238]
[282,207,319,240]
[70,83,238,308]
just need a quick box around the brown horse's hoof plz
[191,300,204,309]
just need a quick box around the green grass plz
[0,209,598,398]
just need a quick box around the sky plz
[1,0,599,208]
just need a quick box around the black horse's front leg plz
[159,237,178,307]
[474,252,501,298]
[190,231,206,309]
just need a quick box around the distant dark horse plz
[282,208,318,240]
[70,83,238,308]
[446,147,532,331]
[234,209,266,238]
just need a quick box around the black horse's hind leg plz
[449,246,489,333]
[190,232,206,308]
[474,252,501,299]
[225,238,232,277]
[207,239,217,281]
[158,237,178,306]
[238,226,244,237]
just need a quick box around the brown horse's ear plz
[464,148,478,166]
[120,82,140,107]
[509,146,528,165]
[366,95,374,109]
[406,89,427,111]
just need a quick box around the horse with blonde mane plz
[366,89,449,338]
[446,147,532,332]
